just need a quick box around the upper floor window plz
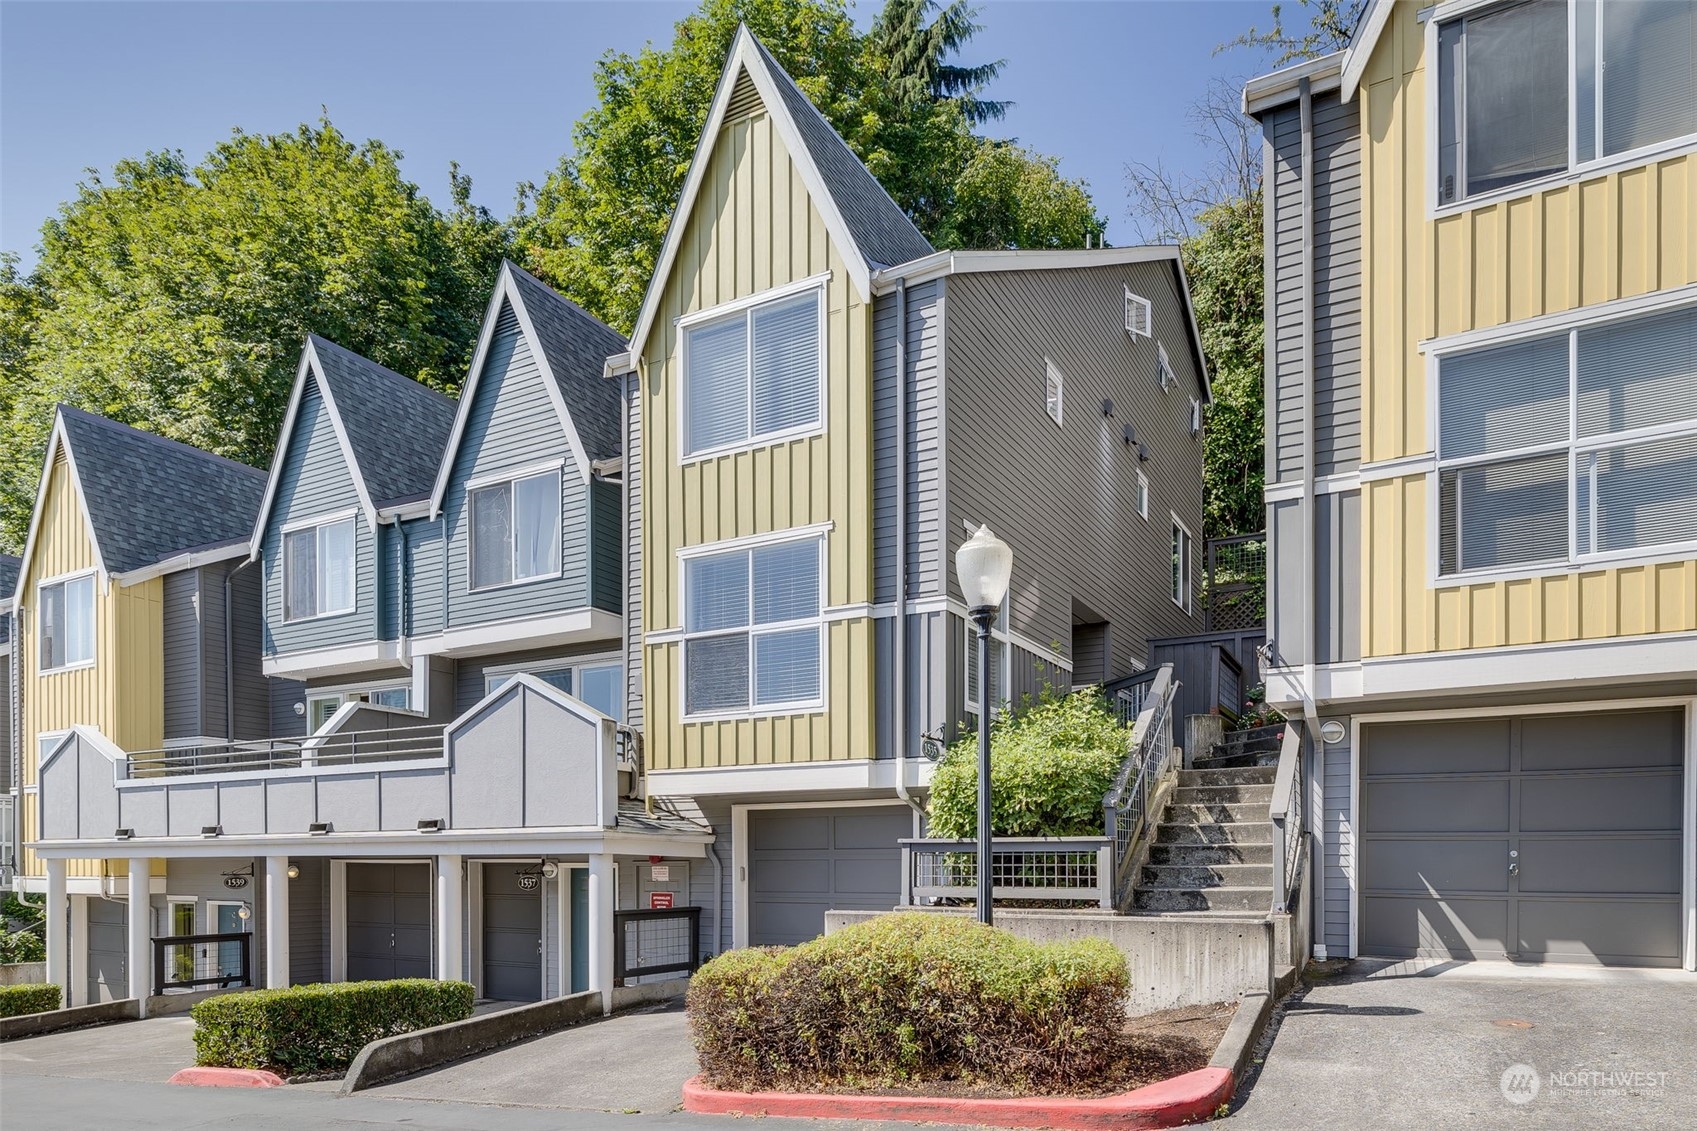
[1171,517,1194,613]
[1157,342,1176,392]
[963,600,1011,720]
[1124,287,1153,338]
[38,572,95,672]
[284,515,356,620]
[1437,0,1697,205]
[1136,470,1150,519]
[1436,302,1697,576]
[681,533,823,717]
[470,468,560,590]
[1045,359,1065,425]
[683,284,823,458]
[487,658,623,721]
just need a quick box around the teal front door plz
[570,870,589,994]
[214,903,247,982]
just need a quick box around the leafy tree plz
[932,140,1103,250]
[0,119,507,554]
[1226,0,1368,65]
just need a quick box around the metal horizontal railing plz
[125,724,447,779]
[1268,723,1305,914]
[613,907,702,979]
[901,837,1114,908]
[1103,664,1179,911]
[152,931,253,996]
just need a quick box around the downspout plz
[1298,77,1318,721]
[891,280,924,821]
[711,835,726,959]
[224,557,255,740]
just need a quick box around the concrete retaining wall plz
[611,978,690,1010]
[145,987,245,1018]
[825,909,1274,1014]
[0,962,47,986]
[0,997,140,1041]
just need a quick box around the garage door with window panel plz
[747,806,910,946]
[1360,709,1685,967]
[346,863,433,980]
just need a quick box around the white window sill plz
[1432,544,1697,589]
[468,570,563,595]
[682,701,827,724]
[38,660,96,676]
[282,607,357,625]
[681,421,826,466]
[1431,136,1697,221]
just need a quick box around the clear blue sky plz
[2,1,1287,272]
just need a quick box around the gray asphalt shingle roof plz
[307,336,458,507]
[56,406,268,575]
[504,263,627,463]
[748,34,935,271]
[0,554,17,646]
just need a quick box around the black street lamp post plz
[954,524,1013,926]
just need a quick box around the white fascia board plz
[1339,0,1396,102]
[116,539,251,587]
[410,607,622,659]
[1242,52,1345,115]
[17,416,109,591]
[647,757,936,798]
[261,639,408,680]
[29,827,713,861]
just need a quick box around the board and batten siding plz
[941,263,1205,680]
[441,303,594,628]
[261,379,378,657]
[641,92,876,772]
[1358,1,1697,657]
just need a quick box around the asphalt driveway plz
[1229,958,1697,1130]
[0,1013,198,1083]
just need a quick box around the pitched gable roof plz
[430,261,626,514]
[627,25,935,360]
[250,337,457,546]
[39,406,267,577]
[0,555,18,602]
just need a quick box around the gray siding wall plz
[623,375,643,731]
[871,279,945,605]
[442,304,592,629]
[165,564,277,741]
[397,517,445,638]
[589,477,622,614]
[0,656,10,791]
[943,262,1206,681]
[288,857,331,984]
[453,642,624,716]
[163,570,202,740]
[1267,490,1360,668]
[270,678,307,739]
[261,378,378,656]
[161,857,271,986]
[1317,714,1353,955]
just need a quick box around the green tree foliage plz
[0,119,510,554]
[927,689,1127,839]
[518,0,1105,332]
[1227,0,1368,65]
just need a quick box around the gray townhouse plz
[2,554,18,886]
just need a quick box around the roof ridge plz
[306,334,457,407]
[504,261,625,340]
[56,404,267,481]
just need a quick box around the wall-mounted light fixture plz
[1101,398,1115,418]
[417,818,445,833]
[1122,424,1136,446]
[286,862,301,880]
[201,825,223,838]
[113,828,134,840]
[308,821,332,836]
[292,701,306,716]
[1137,442,1150,462]
[236,903,252,922]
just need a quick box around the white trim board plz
[15,412,110,597]
[648,757,936,798]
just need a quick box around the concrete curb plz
[169,1067,285,1088]
[0,998,140,1041]
[1208,991,1274,1082]
[680,1068,1234,1130]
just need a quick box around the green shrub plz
[0,983,62,1017]
[191,979,474,1075]
[929,688,1127,838]
[1,928,46,965]
[688,913,1128,1093]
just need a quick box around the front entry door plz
[569,868,588,994]
[346,863,432,981]
[482,864,543,1001]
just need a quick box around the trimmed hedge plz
[0,983,62,1017]
[688,913,1129,1093]
[192,979,474,1075]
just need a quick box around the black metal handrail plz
[125,724,446,779]
[152,931,252,996]
[612,907,702,980]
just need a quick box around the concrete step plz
[1141,863,1273,889]
[1147,842,1274,866]
[1164,802,1267,824]
[1172,783,1274,807]
[1177,766,1278,788]
[1132,885,1270,912]
[1155,820,1275,846]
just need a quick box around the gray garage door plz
[482,864,542,1001]
[86,896,128,1002]
[748,806,910,946]
[1361,708,1684,967]
[347,863,432,981]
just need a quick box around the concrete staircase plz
[1132,765,1277,913]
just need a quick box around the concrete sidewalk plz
[1228,959,1697,1130]
[0,1014,196,1083]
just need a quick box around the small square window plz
[1136,470,1149,520]
[1124,287,1153,338]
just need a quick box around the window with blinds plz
[1437,0,1697,206]
[1436,302,1697,575]
[283,515,356,620]
[682,534,823,716]
[683,286,822,457]
[468,468,561,590]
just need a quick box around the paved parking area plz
[1229,959,1697,1130]
[0,1014,198,1083]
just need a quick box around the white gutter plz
[115,540,250,587]
[892,280,924,821]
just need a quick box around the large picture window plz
[682,534,823,716]
[38,572,95,671]
[469,468,561,590]
[283,516,356,621]
[1437,0,1697,205]
[683,286,823,457]
[1436,302,1697,575]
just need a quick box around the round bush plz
[688,913,1129,1093]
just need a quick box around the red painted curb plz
[168,1067,287,1088]
[681,1066,1233,1129]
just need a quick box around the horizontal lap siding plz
[642,102,873,772]
[624,379,644,731]
[1313,95,1362,476]
[162,571,201,739]
[1361,3,1697,657]
[1320,721,1353,955]
[401,517,445,638]
[590,478,622,614]
[942,264,1205,684]
[1268,105,1306,483]
[871,279,944,605]
[443,306,591,628]
[262,380,377,656]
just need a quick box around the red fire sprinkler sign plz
[649,891,674,910]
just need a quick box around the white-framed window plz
[1171,517,1194,613]
[307,684,410,732]
[1435,301,1697,577]
[1124,287,1153,338]
[963,601,1012,721]
[1045,359,1065,425]
[469,467,561,590]
[680,532,824,717]
[682,280,824,459]
[283,514,356,621]
[1157,342,1175,392]
[1189,396,1202,436]
[1136,470,1150,520]
[1436,0,1697,207]
[36,731,69,767]
[37,570,95,672]
[486,658,624,721]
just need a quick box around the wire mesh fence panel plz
[613,908,702,979]
[1204,534,1266,631]
[905,839,1111,906]
[151,932,252,996]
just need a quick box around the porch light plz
[236,903,251,921]
[541,862,559,879]
[308,821,331,836]
[201,825,223,838]
[113,828,134,840]
[955,525,1013,614]
[286,863,301,880]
